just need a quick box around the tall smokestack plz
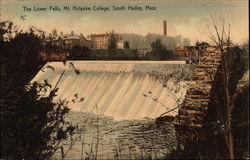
[163,20,167,36]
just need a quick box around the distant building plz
[45,30,92,49]
[117,41,124,49]
[88,32,123,49]
[174,46,196,57]
[45,30,125,50]
[39,51,67,61]
[175,45,212,63]
[137,48,151,56]
[63,34,92,49]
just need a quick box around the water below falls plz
[54,111,177,159]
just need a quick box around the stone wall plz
[174,47,222,135]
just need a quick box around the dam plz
[31,61,193,159]
[32,61,191,120]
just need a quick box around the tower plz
[163,20,167,36]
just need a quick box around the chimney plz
[163,20,167,36]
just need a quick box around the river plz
[31,61,193,159]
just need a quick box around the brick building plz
[88,32,123,49]
[174,46,196,57]
[39,51,67,61]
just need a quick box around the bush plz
[69,45,90,60]
[89,48,139,60]
[0,21,76,159]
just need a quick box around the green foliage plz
[0,21,76,159]
[151,38,164,57]
[146,38,172,60]
[124,41,130,49]
[69,45,90,60]
[121,33,182,50]
[44,42,66,54]
[232,86,249,158]
[89,48,139,60]
[108,31,117,50]
[241,41,249,72]
[182,38,191,46]
[1,82,75,159]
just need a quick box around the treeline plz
[68,47,177,61]
[39,30,192,61]
[121,33,191,50]
[67,45,140,60]
[66,31,188,61]
[68,39,179,61]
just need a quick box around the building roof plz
[90,33,110,37]
[45,34,88,41]
[89,33,120,38]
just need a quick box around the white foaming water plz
[31,61,189,120]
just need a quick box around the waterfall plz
[32,61,190,120]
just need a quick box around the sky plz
[1,0,249,44]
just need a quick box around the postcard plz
[1,0,249,159]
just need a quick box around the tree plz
[182,38,191,46]
[108,31,117,50]
[124,41,130,49]
[0,21,77,159]
[241,40,249,72]
[194,41,210,62]
[203,16,248,159]
[69,45,90,60]
[150,38,171,60]
[209,16,235,159]
[151,38,163,57]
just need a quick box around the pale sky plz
[1,0,249,44]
